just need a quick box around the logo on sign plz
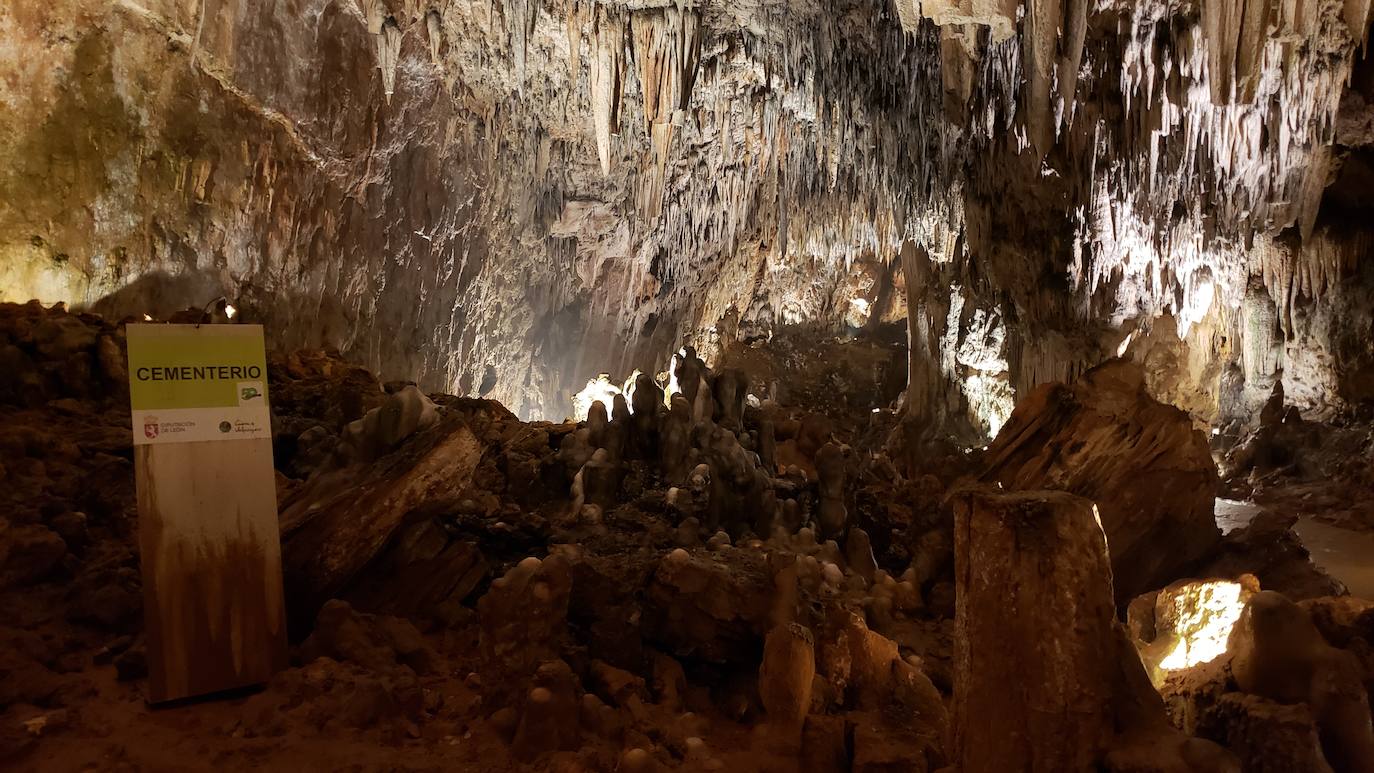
[237,381,265,406]
[144,417,160,439]
[219,421,232,433]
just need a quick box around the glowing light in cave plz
[1116,332,1134,357]
[845,298,871,328]
[622,369,643,409]
[224,303,237,319]
[1177,277,1214,338]
[1156,581,1247,672]
[571,374,621,422]
[661,350,686,408]
[142,314,152,321]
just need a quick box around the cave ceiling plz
[0,0,1370,419]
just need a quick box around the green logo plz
[218,421,232,433]
[240,387,261,401]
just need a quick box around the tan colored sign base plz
[135,438,287,703]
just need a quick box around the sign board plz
[126,324,287,703]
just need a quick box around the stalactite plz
[590,6,625,177]
[425,9,443,65]
[378,17,402,103]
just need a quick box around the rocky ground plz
[3,299,1374,772]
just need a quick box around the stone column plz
[952,487,1118,773]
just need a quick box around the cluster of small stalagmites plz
[469,537,948,768]
[471,549,732,770]
[558,345,865,546]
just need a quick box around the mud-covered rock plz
[478,554,574,706]
[0,523,66,588]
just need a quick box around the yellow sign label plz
[126,324,271,445]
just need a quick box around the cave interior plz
[3,0,1374,770]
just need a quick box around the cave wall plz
[2,0,1371,425]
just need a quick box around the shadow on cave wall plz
[83,271,227,322]
[83,271,356,365]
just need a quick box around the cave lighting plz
[1156,580,1247,672]
[1116,332,1134,357]
[571,374,621,422]
[224,303,237,319]
[846,297,871,327]
[622,369,644,407]
[661,351,685,407]
[142,313,152,321]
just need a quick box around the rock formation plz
[5,0,1370,429]
[952,487,1238,772]
[983,361,1223,603]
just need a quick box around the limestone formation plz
[953,487,1237,772]
[1228,591,1374,771]
[757,623,815,740]
[814,442,849,541]
[983,361,1222,603]
[5,301,1374,769]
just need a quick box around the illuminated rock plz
[572,376,621,424]
[1129,577,1257,685]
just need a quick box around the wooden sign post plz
[126,323,287,703]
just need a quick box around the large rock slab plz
[982,360,1221,603]
[280,416,484,630]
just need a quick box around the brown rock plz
[1300,595,1374,649]
[758,623,815,737]
[478,555,573,706]
[843,613,903,711]
[300,599,439,675]
[643,547,772,664]
[345,519,487,621]
[852,718,928,773]
[0,523,66,588]
[981,361,1221,603]
[1228,590,1374,771]
[953,487,1235,773]
[589,659,648,711]
[1195,692,1334,773]
[845,527,878,581]
[801,714,849,773]
[512,659,582,760]
[280,418,484,629]
[650,652,688,711]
